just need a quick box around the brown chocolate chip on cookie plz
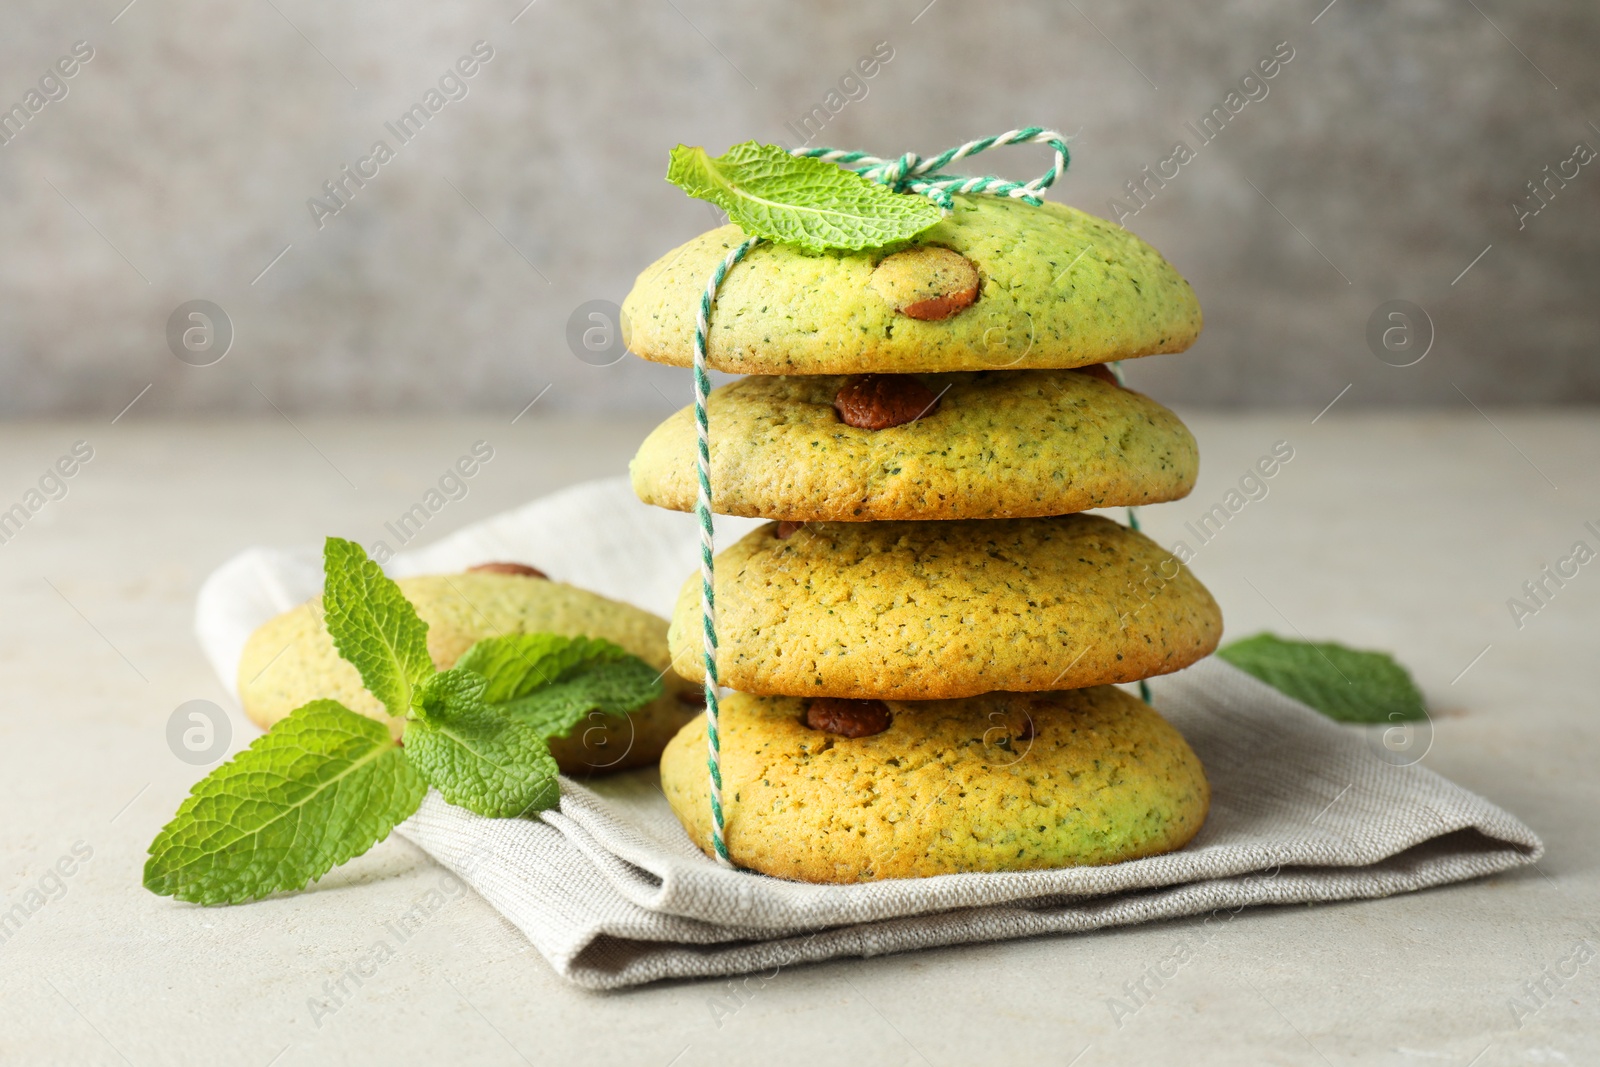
[1075,363,1121,387]
[868,246,981,320]
[833,374,941,430]
[467,562,549,579]
[804,698,893,738]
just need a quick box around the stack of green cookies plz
[623,195,1223,884]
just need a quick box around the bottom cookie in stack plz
[660,686,1209,883]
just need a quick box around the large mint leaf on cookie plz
[667,141,943,253]
[404,668,561,818]
[1217,632,1426,724]
[144,700,426,905]
[455,633,662,740]
[322,536,433,718]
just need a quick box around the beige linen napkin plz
[195,477,1541,990]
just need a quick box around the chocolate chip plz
[775,521,806,539]
[833,374,941,430]
[804,698,893,738]
[467,562,549,579]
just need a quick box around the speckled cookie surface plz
[237,573,701,774]
[621,195,1201,374]
[668,516,1222,699]
[660,686,1210,882]
[630,370,1198,521]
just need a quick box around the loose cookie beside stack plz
[626,194,1222,883]
[238,563,702,774]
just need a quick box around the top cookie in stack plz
[625,192,1222,883]
[623,196,1200,374]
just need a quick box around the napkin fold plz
[196,477,1541,990]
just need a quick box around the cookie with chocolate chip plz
[237,569,699,774]
[621,195,1201,374]
[629,369,1196,521]
[667,515,1222,700]
[659,685,1210,882]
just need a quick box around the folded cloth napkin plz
[195,477,1542,990]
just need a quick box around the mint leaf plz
[503,659,664,740]
[322,536,433,717]
[455,633,625,703]
[667,141,944,253]
[455,633,663,739]
[404,668,561,818]
[1217,633,1427,724]
[144,700,426,905]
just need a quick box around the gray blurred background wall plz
[1,0,1595,417]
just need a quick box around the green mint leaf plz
[1217,632,1427,724]
[404,668,561,818]
[144,700,426,906]
[454,633,625,703]
[667,141,944,253]
[322,536,433,717]
[455,633,663,739]
[501,659,664,740]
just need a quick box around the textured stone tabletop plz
[0,411,1595,1065]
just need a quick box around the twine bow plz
[693,129,1083,868]
[794,126,1072,209]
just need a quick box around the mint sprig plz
[145,539,663,905]
[1217,632,1426,724]
[667,141,944,253]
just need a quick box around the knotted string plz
[693,129,1077,868]
[794,126,1071,209]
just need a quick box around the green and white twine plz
[794,126,1071,208]
[693,235,761,866]
[692,128,1079,868]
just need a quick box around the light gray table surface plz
[0,410,1595,1066]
